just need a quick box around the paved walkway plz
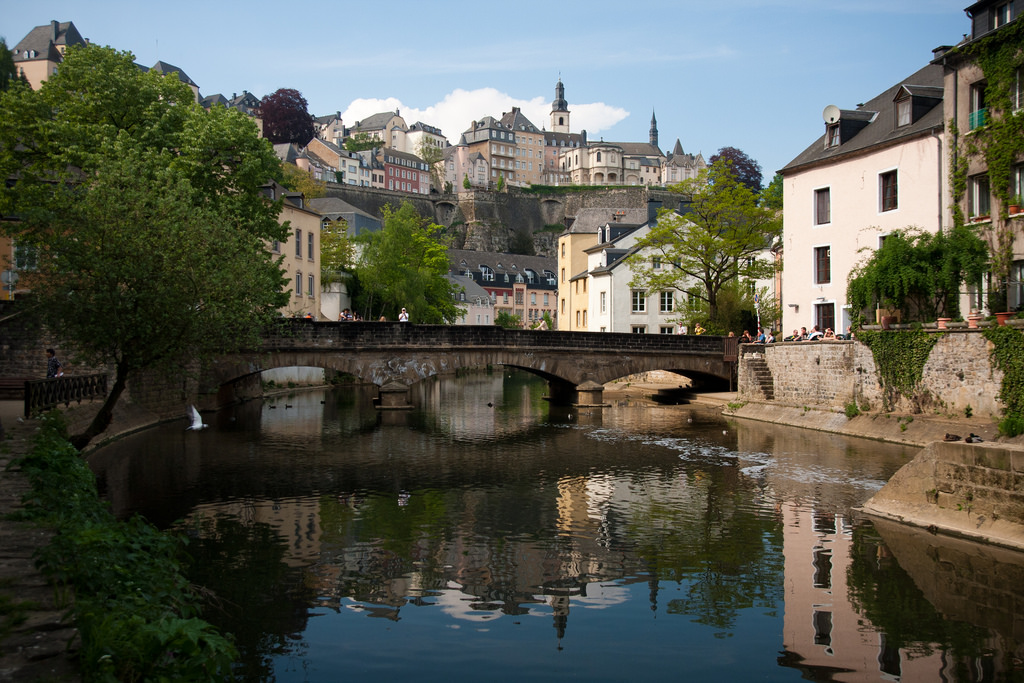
[0,403,79,682]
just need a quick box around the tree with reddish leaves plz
[709,146,763,194]
[258,88,315,145]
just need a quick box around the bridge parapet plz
[258,320,726,355]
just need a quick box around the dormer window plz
[896,97,912,127]
[826,124,840,148]
[480,265,494,281]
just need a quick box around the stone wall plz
[862,441,1024,551]
[738,331,1004,419]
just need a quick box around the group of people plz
[782,325,853,342]
[738,327,776,344]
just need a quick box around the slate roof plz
[11,21,86,63]
[564,207,648,234]
[604,141,663,157]
[779,62,944,175]
[446,273,491,302]
[150,61,198,87]
[500,108,542,134]
[307,197,376,221]
[447,248,557,283]
[352,111,403,132]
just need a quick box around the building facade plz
[779,62,947,336]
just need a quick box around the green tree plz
[761,173,783,210]
[344,132,379,152]
[353,202,460,323]
[496,175,505,192]
[280,162,326,198]
[627,160,781,324]
[495,311,522,329]
[463,174,472,190]
[846,224,988,322]
[417,139,445,193]
[0,45,287,449]
[0,38,27,91]
[320,217,355,287]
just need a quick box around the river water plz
[89,370,1024,682]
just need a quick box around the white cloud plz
[340,88,628,146]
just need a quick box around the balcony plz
[969,107,988,130]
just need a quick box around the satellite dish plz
[822,105,841,124]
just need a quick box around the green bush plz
[844,402,861,418]
[14,414,237,681]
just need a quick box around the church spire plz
[551,78,570,133]
[649,110,659,149]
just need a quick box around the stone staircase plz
[745,354,774,400]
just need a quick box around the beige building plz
[265,182,322,319]
[10,20,87,89]
[499,107,545,187]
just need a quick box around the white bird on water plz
[186,405,208,431]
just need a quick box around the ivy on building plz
[946,19,1024,305]
[857,329,941,412]
[982,326,1024,436]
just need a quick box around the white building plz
[779,62,946,335]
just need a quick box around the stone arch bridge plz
[206,320,737,409]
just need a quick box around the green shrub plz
[844,402,861,418]
[14,413,237,681]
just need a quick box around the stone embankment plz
[729,330,1024,552]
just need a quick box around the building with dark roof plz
[447,248,557,325]
[779,60,947,335]
[10,20,87,89]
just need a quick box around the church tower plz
[649,110,659,149]
[551,79,570,134]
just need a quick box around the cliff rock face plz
[324,184,683,259]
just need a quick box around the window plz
[295,229,303,257]
[814,247,831,285]
[969,82,987,130]
[631,326,646,334]
[543,293,549,306]
[826,124,840,148]
[1014,164,1024,203]
[814,188,831,225]
[815,302,835,333]
[660,291,674,313]
[600,291,606,313]
[660,326,674,334]
[295,272,302,297]
[896,97,912,127]
[995,2,1010,26]
[307,232,314,259]
[481,266,494,281]
[969,175,991,217]
[515,291,523,305]
[653,256,662,270]
[880,170,898,212]
[530,292,536,305]
[308,274,315,297]
[631,290,646,313]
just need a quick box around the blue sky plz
[4,0,971,179]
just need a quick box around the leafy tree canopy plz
[353,202,460,324]
[258,87,315,145]
[761,173,783,210]
[0,44,288,448]
[627,159,780,324]
[321,218,355,287]
[417,139,444,193]
[344,132,379,153]
[709,146,763,193]
[846,224,988,322]
[280,162,326,198]
[0,38,28,91]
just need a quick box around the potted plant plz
[1009,195,1022,215]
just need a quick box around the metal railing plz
[24,374,108,418]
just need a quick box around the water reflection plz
[89,371,1024,682]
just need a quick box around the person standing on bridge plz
[45,348,63,378]
[399,308,409,322]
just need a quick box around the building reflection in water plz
[91,375,1024,680]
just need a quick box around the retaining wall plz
[737,330,1005,419]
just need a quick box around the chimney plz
[648,199,663,223]
[51,20,60,41]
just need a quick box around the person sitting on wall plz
[823,327,836,339]
[807,325,823,340]
[764,329,776,344]
[795,326,808,341]
[754,326,767,344]
[783,329,800,341]
[740,330,754,343]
